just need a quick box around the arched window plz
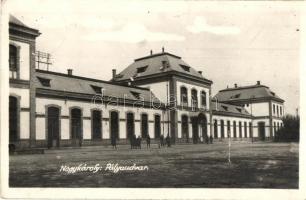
[201,91,207,107]
[9,96,19,142]
[214,120,218,138]
[244,122,248,137]
[233,121,237,138]
[227,120,231,137]
[9,44,18,79]
[141,113,148,138]
[191,89,198,109]
[249,122,253,138]
[154,114,161,138]
[220,120,224,138]
[239,121,242,138]
[181,115,189,141]
[92,110,102,140]
[180,86,188,107]
[126,112,135,139]
[70,108,83,146]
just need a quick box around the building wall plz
[35,97,169,146]
[176,81,210,110]
[10,87,30,140]
[252,118,271,138]
[244,102,269,117]
[177,110,211,140]
[212,115,252,139]
[140,81,169,103]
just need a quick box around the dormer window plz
[37,76,51,87]
[130,91,141,99]
[231,93,241,99]
[137,66,148,73]
[221,105,228,111]
[90,85,103,94]
[180,64,190,72]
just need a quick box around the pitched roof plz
[214,84,284,103]
[211,101,251,117]
[9,14,40,37]
[112,51,211,82]
[9,15,28,27]
[34,70,162,104]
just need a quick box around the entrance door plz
[126,113,135,139]
[70,108,82,146]
[191,117,199,144]
[181,115,189,142]
[110,111,119,140]
[9,96,18,143]
[47,107,60,148]
[198,113,207,142]
[258,122,265,141]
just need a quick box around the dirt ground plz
[9,142,299,188]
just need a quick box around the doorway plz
[47,106,60,148]
[70,108,82,146]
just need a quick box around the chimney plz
[112,69,116,79]
[234,83,237,88]
[198,71,202,75]
[162,46,165,53]
[67,69,73,76]
[150,50,153,55]
[257,81,261,85]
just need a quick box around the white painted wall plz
[35,97,169,141]
[244,102,269,117]
[176,81,210,110]
[177,110,211,139]
[253,118,271,138]
[9,40,30,80]
[140,81,169,103]
[10,87,29,107]
[10,87,30,139]
[212,115,252,139]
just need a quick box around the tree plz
[274,114,299,142]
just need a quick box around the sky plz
[7,0,301,114]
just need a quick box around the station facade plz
[8,15,284,149]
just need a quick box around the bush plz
[274,114,299,142]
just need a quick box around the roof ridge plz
[220,84,268,92]
[35,69,150,91]
[134,52,181,62]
